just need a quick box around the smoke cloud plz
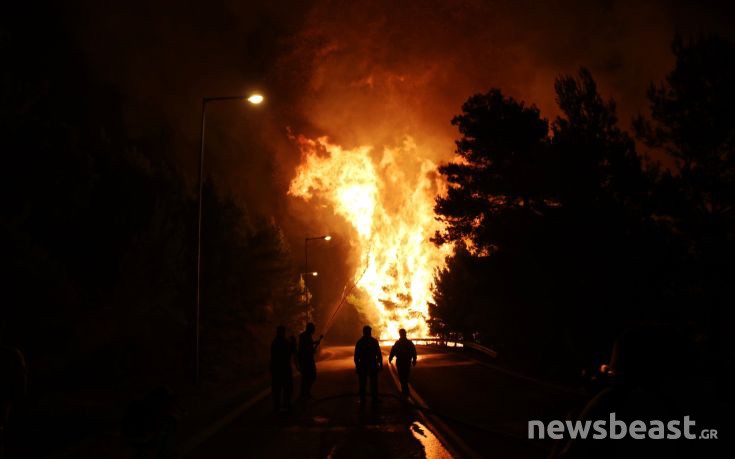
[65,0,735,331]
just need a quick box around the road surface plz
[186,345,583,458]
[409,348,583,457]
[187,345,449,458]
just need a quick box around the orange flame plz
[288,136,451,339]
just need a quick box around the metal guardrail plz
[379,337,461,347]
[379,338,499,358]
[463,341,498,358]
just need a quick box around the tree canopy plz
[430,37,734,378]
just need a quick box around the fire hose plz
[305,389,544,449]
[321,247,372,336]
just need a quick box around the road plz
[409,348,584,458]
[186,345,584,458]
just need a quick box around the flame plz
[288,135,451,339]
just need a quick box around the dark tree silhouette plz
[0,8,303,454]
[431,69,668,378]
[635,34,735,351]
[553,68,647,209]
[635,35,734,239]
[635,35,735,218]
[433,89,550,253]
[429,244,483,340]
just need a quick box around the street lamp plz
[304,235,331,321]
[247,94,264,104]
[195,92,264,384]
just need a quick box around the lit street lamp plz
[304,235,331,321]
[195,93,264,384]
[246,94,264,104]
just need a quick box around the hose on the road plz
[302,391,546,448]
[321,246,372,337]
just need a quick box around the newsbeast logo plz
[528,414,718,440]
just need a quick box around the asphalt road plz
[186,345,584,458]
[409,348,584,458]
[187,345,449,458]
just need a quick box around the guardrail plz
[379,338,498,358]
[379,337,461,347]
[463,341,498,358]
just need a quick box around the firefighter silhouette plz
[270,326,295,411]
[297,322,322,399]
[389,328,417,396]
[354,325,383,404]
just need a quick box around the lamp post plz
[304,235,331,322]
[195,93,263,384]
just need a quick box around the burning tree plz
[288,136,452,339]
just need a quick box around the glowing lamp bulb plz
[247,94,264,104]
[312,271,318,277]
[324,235,332,241]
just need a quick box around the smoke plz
[271,0,734,162]
[63,0,735,332]
[67,0,735,196]
[266,0,735,332]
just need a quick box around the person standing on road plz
[270,326,295,412]
[354,325,383,405]
[389,328,417,396]
[297,322,322,400]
